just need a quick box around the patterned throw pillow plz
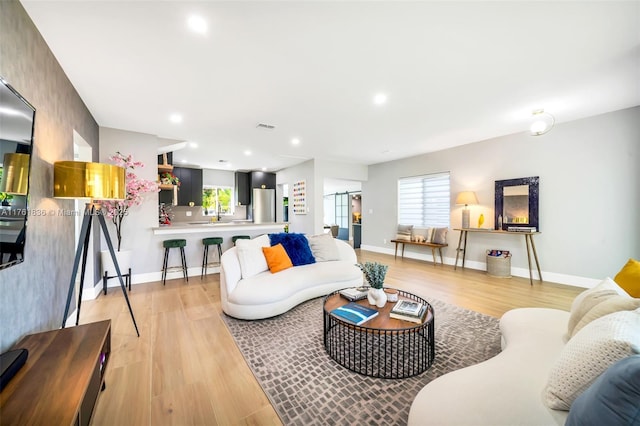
[543,308,640,410]
[396,224,413,241]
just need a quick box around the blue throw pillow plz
[268,233,316,266]
[566,354,640,426]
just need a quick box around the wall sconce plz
[530,109,555,136]
[455,191,478,229]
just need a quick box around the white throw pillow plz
[570,277,630,313]
[306,233,340,262]
[567,277,632,339]
[544,308,640,410]
[235,234,270,279]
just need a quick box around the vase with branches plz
[356,262,389,307]
[101,152,159,251]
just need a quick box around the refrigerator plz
[252,188,276,223]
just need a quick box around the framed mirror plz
[494,176,539,232]
[0,77,36,269]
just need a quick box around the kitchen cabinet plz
[235,172,250,205]
[174,167,203,206]
[250,171,276,190]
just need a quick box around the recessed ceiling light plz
[187,15,207,34]
[189,142,198,148]
[169,113,183,123]
[261,167,267,171]
[373,93,387,105]
[291,138,300,145]
[244,150,252,156]
[181,159,187,163]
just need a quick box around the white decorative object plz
[384,288,399,303]
[367,287,387,308]
[100,250,132,278]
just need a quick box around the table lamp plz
[455,191,478,229]
[54,161,139,336]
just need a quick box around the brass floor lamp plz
[54,161,139,336]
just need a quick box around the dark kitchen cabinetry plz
[235,172,250,205]
[174,167,203,206]
[250,171,276,189]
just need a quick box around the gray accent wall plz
[363,107,640,286]
[0,1,100,351]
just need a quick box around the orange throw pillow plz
[614,258,640,297]
[262,244,293,273]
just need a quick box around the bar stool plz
[161,239,188,285]
[201,237,223,278]
[232,235,251,245]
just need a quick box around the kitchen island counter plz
[152,222,287,236]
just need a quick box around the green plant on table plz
[356,262,389,289]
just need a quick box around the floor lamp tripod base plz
[61,203,140,337]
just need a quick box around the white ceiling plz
[20,1,640,172]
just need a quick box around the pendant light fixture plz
[530,109,555,136]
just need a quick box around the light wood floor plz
[81,250,584,426]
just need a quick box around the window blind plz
[398,172,450,227]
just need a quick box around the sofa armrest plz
[220,247,242,300]
[335,239,357,263]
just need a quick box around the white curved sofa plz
[220,235,361,320]
[409,307,570,426]
[408,277,639,426]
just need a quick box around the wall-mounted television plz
[0,77,36,270]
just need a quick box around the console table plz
[454,228,542,285]
[0,320,111,426]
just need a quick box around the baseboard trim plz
[359,244,598,289]
[95,266,221,295]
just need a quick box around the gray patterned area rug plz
[222,297,501,426]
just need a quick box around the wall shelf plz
[159,184,175,191]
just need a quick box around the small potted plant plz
[161,171,180,187]
[356,262,389,307]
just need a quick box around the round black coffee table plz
[323,289,435,379]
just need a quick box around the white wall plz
[277,160,316,234]
[362,107,640,287]
[277,159,369,235]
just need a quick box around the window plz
[398,172,450,227]
[202,186,233,215]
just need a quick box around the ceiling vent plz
[256,123,275,130]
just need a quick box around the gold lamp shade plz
[1,153,30,195]
[54,161,125,200]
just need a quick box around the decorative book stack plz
[339,287,369,302]
[330,302,378,325]
[390,299,428,324]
